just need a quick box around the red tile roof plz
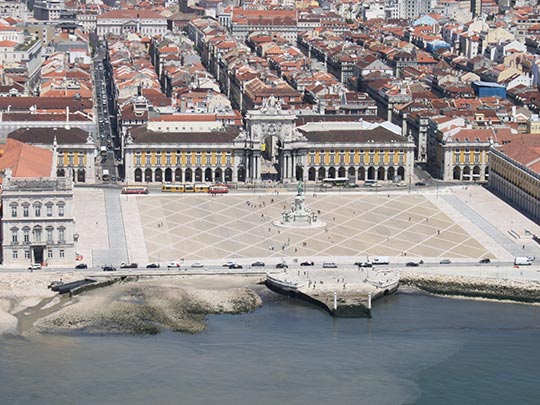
[0,139,52,179]
[98,9,165,19]
[499,133,540,173]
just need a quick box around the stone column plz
[253,151,260,181]
[302,155,308,182]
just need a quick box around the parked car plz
[75,263,88,269]
[276,262,288,269]
[191,262,204,268]
[223,261,236,267]
[120,262,138,269]
[167,262,181,268]
[322,262,338,268]
[300,260,315,266]
[102,265,116,271]
[406,261,419,267]
[251,261,265,267]
[146,263,160,268]
[229,264,243,269]
[28,263,42,271]
[354,261,372,268]
[415,181,426,186]
[439,259,452,264]
[479,258,491,264]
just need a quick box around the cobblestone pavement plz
[134,192,495,262]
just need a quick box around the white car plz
[167,262,180,268]
[28,263,42,270]
[191,262,204,268]
[222,261,236,267]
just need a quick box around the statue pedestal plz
[273,193,326,229]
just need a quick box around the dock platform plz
[265,266,399,317]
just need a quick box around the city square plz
[121,188,508,265]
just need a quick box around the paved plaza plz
[132,191,498,263]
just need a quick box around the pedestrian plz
[437,230,440,235]
[523,245,525,250]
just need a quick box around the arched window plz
[224,168,232,182]
[308,167,316,181]
[134,168,142,182]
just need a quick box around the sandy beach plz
[0,272,83,335]
[0,273,263,336]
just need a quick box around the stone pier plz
[265,266,399,317]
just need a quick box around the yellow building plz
[7,127,97,183]
[489,134,540,221]
[427,123,514,182]
[124,102,415,185]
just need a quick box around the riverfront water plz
[1,289,540,405]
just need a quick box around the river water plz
[1,289,539,404]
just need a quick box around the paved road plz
[11,258,540,282]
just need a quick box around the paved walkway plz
[85,188,128,266]
[443,185,540,259]
[73,188,108,267]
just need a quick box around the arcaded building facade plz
[123,101,415,185]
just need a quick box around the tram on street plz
[161,183,212,193]
[321,177,350,187]
[121,185,149,194]
[209,184,229,194]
